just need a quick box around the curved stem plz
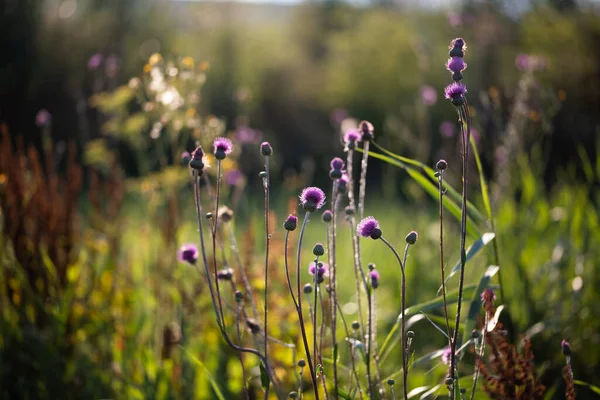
[379,236,407,400]
[296,213,320,400]
[284,231,299,309]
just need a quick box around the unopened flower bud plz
[313,243,325,256]
[405,231,418,245]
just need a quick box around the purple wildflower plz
[189,146,205,171]
[225,169,243,186]
[308,262,329,283]
[235,127,262,144]
[284,214,298,231]
[421,85,438,106]
[441,346,452,365]
[213,137,233,160]
[440,121,456,137]
[357,216,382,239]
[181,151,191,164]
[359,120,374,141]
[344,129,361,144]
[450,38,466,51]
[561,340,571,357]
[369,269,380,289]
[299,187,326,212]
[88,54,103,70]
[444,82,467,106]
[178,244,199,265]
[481,288,496,304]
[446,57,467,73]
[331,108,349,125]
[515,54,529,71]
[35,109,51,127]
[260,141,273,156]
[330,157,345,171]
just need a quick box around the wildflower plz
[369,269,380,289]
[344,129,361,150]
[421,85,438,106]
[405,231,418,245]
[436,159,448,171]
[178,244,199,265]
[181,151,191,165]
[312,243,325,256]
[189,146,205,171]
[217,268,233,281]
[87,53,103,70]
[444,82,467,106]
[299,187,326,213]
[561,340,571,357]
[308,262,329,283]
[357,216,382,239]
[359,120,374,141]
[441,346,452,365]
[218,206,234,223]
[260,141,273,156]
[446,57,467,73]
[284,214,298,231]
[213,137,233,160]
[35,109,51,127]
[481,288,496,304]
[330,157,345,171]
[337,173,349,194]
[322,210,332,223]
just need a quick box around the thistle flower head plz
[449,38,467,57]
[481,288,496,304]
[181,151,191,165]
[405,231,418,245]
[441,346,452,365]
[217,268,233,281]
[189,146,206,171]
[359,120,374,141]
[446,57,467,73]
[369,269,380,289]
[178,244,199,265]
[344,129,361,144]
[312,243,325,256]
[330,157,345,171]
[213,137,233,160]
[357,216,381,239]
[309,262,329,283]
[299,186,326,212]
[322,210,332,223]
[284,214,298,231]
[444,82,467,106]
[260,141,273,156]
[561,340,571,357]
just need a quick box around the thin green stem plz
[263,155,271,400]
[438,169,453,344]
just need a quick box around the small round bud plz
[329,169,343,179]
[214,149,226,160]
[297,359,306,368]
[561,340,571,357]
[218,206,234,223]
[217,268,233,281]
[235,290,244,303]
[289,392,298,399]
[370,228,382,240]
[284,214,298,231]
[436,159,448,171]
[190,146,205,171]
[445,377,453,386]
[452,71,463,82]
[472,330,480,339]
[407,331,415,339]
[405,231,418,245]
[460,388,466,394]
[181,151,191,165]
[344,206,354,216]
[322,210,332,223]
[451,95,465,107]
[260,142,273,156]
[205,212,213,219]
[351,321,360,330]
[434,171,441,178]
[313,243,325,256]
[246,319,261,334]
[259,171,267,179]
[368,263,375,271]
[303,283,313,294]
[387,379,395,386]
[360,120,375,141]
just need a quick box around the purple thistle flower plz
[421,85,438,106]
[444,82,467,106]
[359,120,374,141]
[225,169,243,186]
[515,54,530,71]
[308,262,329,283]
[181,151,191,164]
[481,288,496,304]
[330,157,345,171]
[35,109,52,127]
[369,269,380,289]
[284,214,298,231]
[235,127,262,144]
[561,340,571,357]
[213,137,233,160]
[337,173,349,193]
[178,244,199,265]
[344,129,361,144]
[260,141,273,156]
[357,216,382,239]
[189,146,205,171]
[299,187,326,213]
[446,57,467,73]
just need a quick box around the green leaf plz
[461,265,500,348]
[338,389,353,400]
[574,380,600,395]
[183,348,226,400]
[442,232,496,289]
[470,135,493,222]
[259,362,270,391]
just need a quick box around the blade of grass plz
[441,233,495,290]
[183,347,227,400]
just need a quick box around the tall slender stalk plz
[335,301,364,399]
[449,104,472,397]
[437,165,452,342]
[330,181,340,396]
[313,259,319,376]
[235,302,250,400]
[318,288,330,400]
[262,155,271,399]
[296,214,320,400]
[379,237,407,400]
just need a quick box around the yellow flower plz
[199,61,210,71]
[182,56,194,69]
[148,53,163,66]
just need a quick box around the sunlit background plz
[1,0,599,399]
